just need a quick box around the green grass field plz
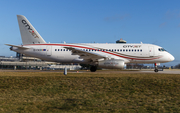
[0,71,180,112]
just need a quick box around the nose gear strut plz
[154,63,158,72]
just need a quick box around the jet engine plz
[98,59,124,69]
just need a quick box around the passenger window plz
[140,49,142,52]
[123,49,125,52]
[137,49,139,52]
[55,49,57,51]
[132,49,133,52]
[129,49,131,52]
[126,49,128,52]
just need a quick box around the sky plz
[0,0,180,66]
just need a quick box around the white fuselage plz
[11,43,174,64]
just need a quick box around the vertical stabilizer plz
[17,15,46,45]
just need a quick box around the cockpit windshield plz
[158,48,166,51]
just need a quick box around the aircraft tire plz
[90,66,97,72]
[154,69,158,72]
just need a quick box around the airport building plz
[0,53,81,70]
[116,39,126,43]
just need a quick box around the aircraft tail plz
[17,15,46,45]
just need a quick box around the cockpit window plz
[158,48,166,51]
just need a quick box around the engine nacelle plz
[98,59,124,69]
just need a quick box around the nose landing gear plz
[154,63,158,72]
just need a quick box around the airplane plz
[6,15,175,72]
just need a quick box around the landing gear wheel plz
[90,66,97,72]
[154,69,158,72]
[154,63,158,73]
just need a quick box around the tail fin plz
[17,15,46,45]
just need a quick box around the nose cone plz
[169,54,175,61]
[162,52,175,63]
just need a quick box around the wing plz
[64,47,106,62]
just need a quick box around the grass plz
[0,71,179,112]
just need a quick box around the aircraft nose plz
[168,54,175,61]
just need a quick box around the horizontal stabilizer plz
[5,44,30,49]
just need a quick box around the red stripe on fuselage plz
[24,44,162,60]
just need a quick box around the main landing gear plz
[90,66,97,72]
[154,63,158,72]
